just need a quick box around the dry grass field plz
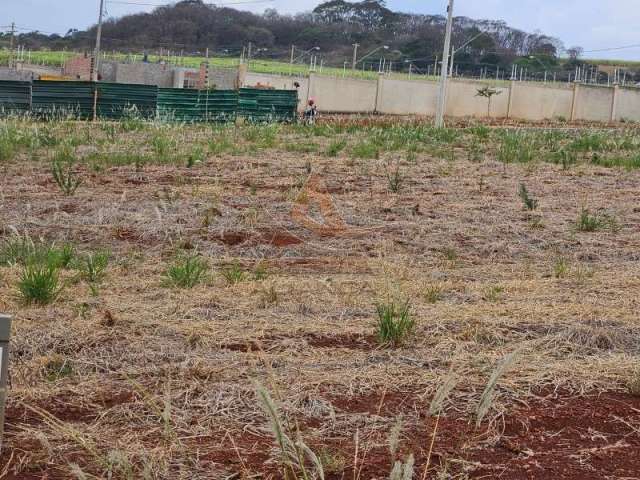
[1,116,640,479]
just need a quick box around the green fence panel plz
[0,80,31,115]
[96,82,157,120]
[31,81,95,120]
[158,88,237,122]
[238,88,298,122]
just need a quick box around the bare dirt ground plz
[1,119,640,479]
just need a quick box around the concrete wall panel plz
[446,80,509,118]
[509,83,573,120]
[377,78,438,115]
[308,75,377,113]
[115,63,175,88]
[574,85,613,122]
[615,87,640,122]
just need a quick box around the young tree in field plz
[476,86,502,118]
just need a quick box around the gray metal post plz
[0,314,12,453]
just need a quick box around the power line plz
[582,43,640,54]
[107,0,274,6]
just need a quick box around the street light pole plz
[8,23,16,69]
[450,31,487,76]
[436,0,454,128]
[92,0,105,81]
[351,43,359,70]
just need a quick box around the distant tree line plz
[0,0,598,77]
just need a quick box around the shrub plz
[0,134,16,162]
[253,262,269,281]
[51,148,82,196]
[554,257,569,278]
[518,183,538,211]
[375,301,415,347]
[18,264,62,305]
[575,209,618,232]
[222,262,246,285]
[76,251,110,283]
[351,140,379,159]
[325,139,347,157]
[0,236,74,268]
[165,255,208,288]
[386,162,404,193]
[186,146,205,168]
[483,285,504,302]
[423,284,443,304]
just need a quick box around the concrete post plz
[570,82,580,122]
[305,73,313,111]
[610,85,619,123]
[374,75,383,113]
[237,63,248,89]
[506,80,516,118]
[173,68,185,89]
[0,314,12,453]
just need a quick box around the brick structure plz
[63,54,93,80]
[198,62,209,89]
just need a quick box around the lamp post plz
[450,31,488,76]
[354,45,389,69]
[92,0,105,81]
[436,0,455,128]
[0,314,12,453]
[292,46,320,64]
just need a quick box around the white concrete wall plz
[574,85,614,122]
[308,74,377,113]
[509,83,573,120]
[615,87,640,122]
[377,78,438,115]
[446,80,510,118]
[239,69,639,123]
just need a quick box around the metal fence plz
[157,88,238,122]
[0,80,297,123]
[0,81,30,114]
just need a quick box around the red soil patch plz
[320,390,640,479]
[215,231,250,246]
[260,230,302,246]
[2,389,639,479]
[214,230,302,247]
[305,333,376,350]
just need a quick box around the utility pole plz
[247,42,252,64]
[435,0,454,128]
[8,22,16,69]
[92,0,105,81]
[351,43,359,70]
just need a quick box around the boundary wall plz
[242,72,640,122]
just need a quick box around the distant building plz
[62,55,240,89]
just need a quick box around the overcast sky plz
[2,0,639,60]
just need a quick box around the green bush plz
[51,148,82,196]
[351,140,379,159]
[222,262,246,285]
[325,139,347,157]
[76,251,110,283]
[18,264,62,305]
[375,301,415,347]
[0,236,74,268]
[165,255,208,288]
